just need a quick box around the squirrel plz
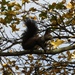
[22,18,50,52]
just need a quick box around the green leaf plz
[39,11,47,19]
[56,2,66,9]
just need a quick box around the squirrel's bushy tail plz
[22,18,38,50]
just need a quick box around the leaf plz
[72,20,75,25]
[3,63,8,67]
[0,18,6,25]
[8,11,17,15]
[72,54,75,58]
[50,39,65,48]
[28,54,34,62]
[62,0,66,3]
[29,7,36,12]
[1,0,9,11]
[22,0,30,4]
[48,4,54,9]
[39,11,47,19]
[28,54,33,58]
[66,2,73,9]
[7,1,16,7]
[29,16,37,20]
[66,51,72,61]
[65,13,72,18]
[15,66,19,70]
[15,3,21,10]
[10,24,19,32]
[56,2,66,9]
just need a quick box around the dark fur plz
[22,18,47,52]
[22,18,38,50]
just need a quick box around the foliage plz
[0,0,75,75]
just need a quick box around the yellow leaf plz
[15,5,21,10]
[65,13,72,18]
[72,53,75,58]
[66,2,73,9]
[7,2,16,7]
[28,54,33,59]
[10,24,19,32]
[50,39,65,48]
[22,0,30,4]
[3,64,8,67]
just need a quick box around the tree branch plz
[0,45,75,56]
